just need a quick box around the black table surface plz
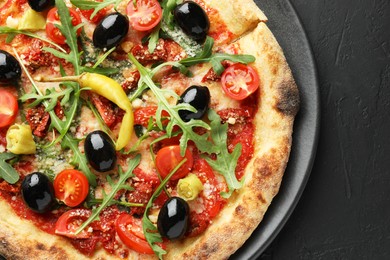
[261,0,390,259]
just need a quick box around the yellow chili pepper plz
[45,72,133,150]
[6,124,36,154]
[77,73,133,150]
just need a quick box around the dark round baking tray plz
[232,0,320,259]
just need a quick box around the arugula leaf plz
[179,37,256,75]
[0,153,19,184]
[81,66,119,75]
[92,47,116,69]
[37,82,82,148]
[186,35,213,60]
[147,25,161,53]
[204,110,243,198]
[129,53,217,156]
[80,46,121,75]
[142,215,166,259]
[19,85,73,112]
[142,157,188,259]
[70,0,121,19]
[44,0,82,75]
[0,26,67,53]
[76,154,141,234]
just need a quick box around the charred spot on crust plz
[201,242,219,255]
[257,193,267,204]
[49,245,66,256]
[235,205,248,216]
[276,79,300,116]
[35,243,46,251]
[259,160,273,177]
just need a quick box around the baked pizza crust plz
[0,0,299,259]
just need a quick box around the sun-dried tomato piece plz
[26,104,50,137]
[131,39,185,65]
[122,70,140,93]
[89,93,117,128]
[26,102,64,137]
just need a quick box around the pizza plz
[0,0,299,259]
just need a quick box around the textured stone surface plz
[261,0,390,259]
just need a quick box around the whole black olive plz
[177,85,210,122]
[93,12,129,49]
[174,2,210,42]
[21,172,55,213]
[157,197,189,240]
[0,50,21,84]
[84,130,117,172]
[28,0,54,12]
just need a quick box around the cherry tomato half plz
[115,214,155,254]
[55,209,92,239]
[126,0,162,31]
[0,88,18,128]
[221,63,260,101]
[54,169,89,207]
[46,7,82,45]
[155,145,193,180]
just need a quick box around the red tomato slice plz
[46,7,82,45]
[55,209,92,239]
[115,214,155,254]
[155,145,193,180]
[221,63,260,100]
[126,0,162,31]
[54,169,89,207]
[0,89,18,128]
